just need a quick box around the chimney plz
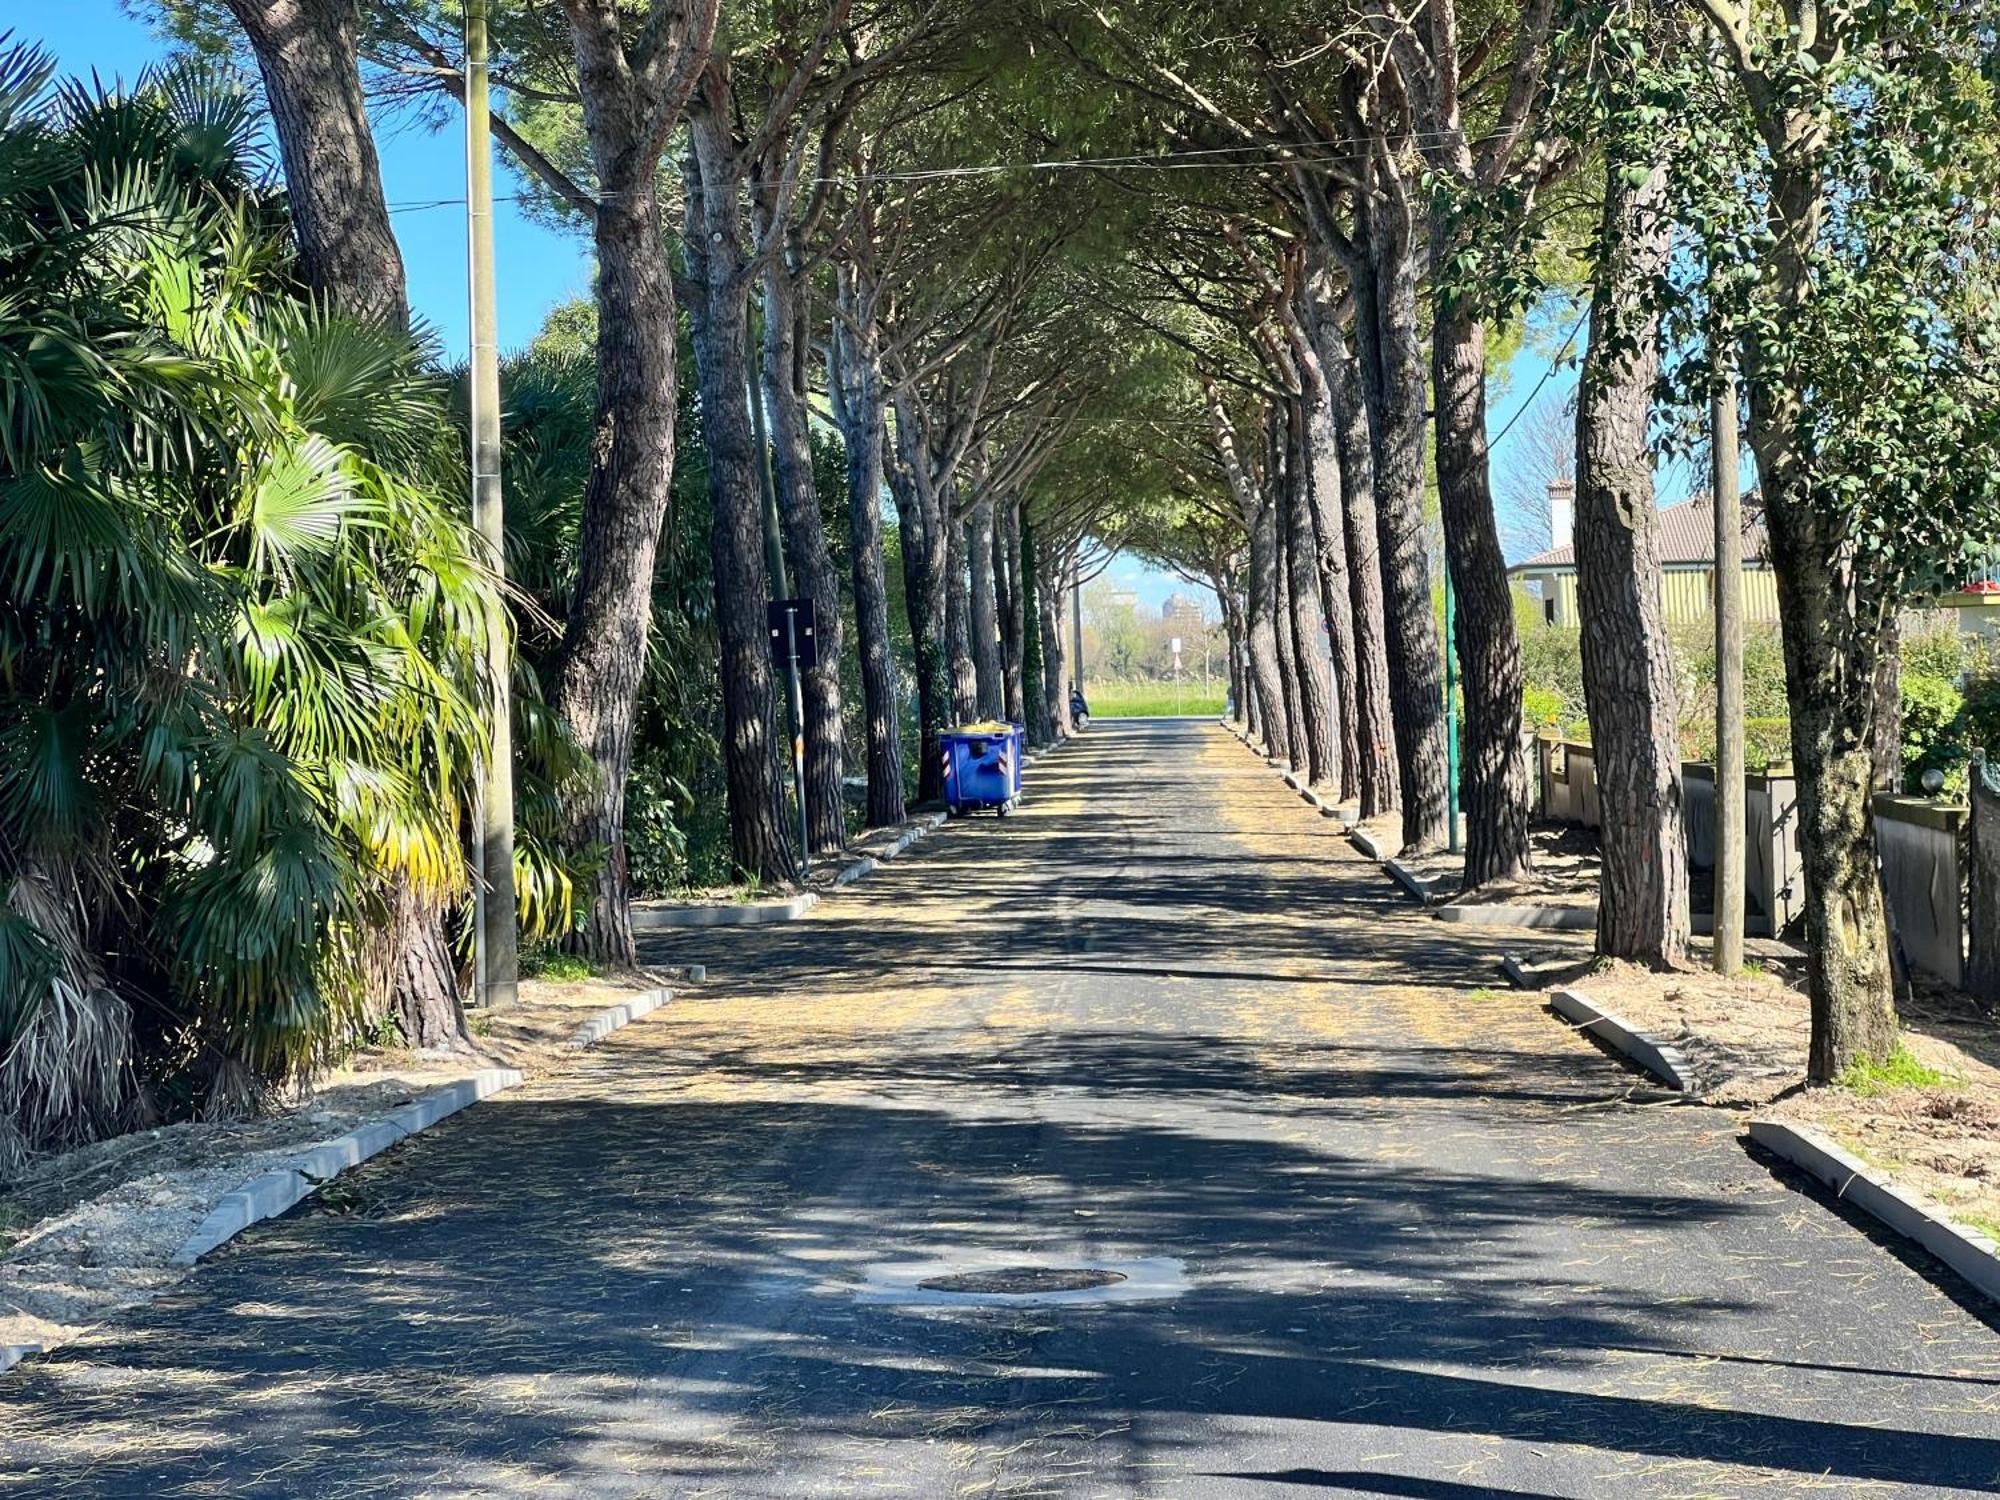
[1548,478,1576,553]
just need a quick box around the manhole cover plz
[917,1266,1128,1295]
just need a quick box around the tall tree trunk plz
[946,515,978,723]
[1357,232,1449,850]
[1248,497,1295,765]
[546,1,716,961]
[1292,381,1356,798]
[1000,499,1028,724]
[968,498,1005,719]
[550,191,681,961]
[1310,289,1399,819]
[831,309,904,827]
[224,0,407,328]
[1038,545,1070,740]
[887,414,952,804]
[369,879,466,1050]
[1575,154,1689,967]
[1741,157,1899,1080]
[1283,406,1339,790]
[684,117,792,887]
[762,262,846,854]
[1215,570,1248,727]
[1022,519,1049,744]
[1433,300,1535,887]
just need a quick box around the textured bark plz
[1215,566,1248,728]
[828,286,904,827]
[1037,546,1071,741]
[1021,519,1049,744]
[1433,300,1534,887]
[368,876,466,1050]
[1736,143,1900,1079]
[999,499,1028,724]
[1246,497,1293,764]
[548,0,717,961]
[946,515,978,723]
[1282,405,1339,791]
[550,190,679,960]
[225,0,407,327]
[1356,235,1449,851]
[887,406,953,803]
[1293,373,1359,800]
[1969,755,2000,1006]
[1308,296,1399,819]
[762,261,846,854]
[684,110,793,886]
[1575,155,1689,968]
[968,499,1005,719]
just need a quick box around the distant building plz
[1510,480,2000,637]
[1161,592,1207,633]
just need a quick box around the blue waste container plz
[940,721,1023,816]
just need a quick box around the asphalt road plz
[6,719,2000,1498]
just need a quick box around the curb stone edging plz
[0,984,686,1374]
[1547,987,1692,1091]
[1749,1120,2000,1306]
[171,989,669,1269]
[1348,827,1393,864]
[1500,953,1536,989]
[167,1067,525,1268]
[1384,857,1438,908]
[630,803,959,932]
[565,984,672,1049]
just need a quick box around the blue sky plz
[29,1,1651,618]
[30,0,584,355]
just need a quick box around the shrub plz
[1901,672,1968,791]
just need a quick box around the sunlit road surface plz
[6,719,2000,1498]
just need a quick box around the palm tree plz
[0,47,553,1171]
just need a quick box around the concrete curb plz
[1547,987,1692,1091]
[1349,827,1393,864]
[565,985,672,1049]
[1384,857,1438,907]
[1500,952,1536,990]
[0,984,690,1375]
[162,983,683,1273]
[1748,1120,2000,1306]
[631,804,959,932]
[169,1067,523,1267]
[633,891,819,929]
[1437,902,1597,931]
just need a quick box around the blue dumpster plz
[940,721,1023,816]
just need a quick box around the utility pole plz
[1712,361,1746,974]
[751,370,809,878]
[465,0,517,1008]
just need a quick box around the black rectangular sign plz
[767,597,818,668]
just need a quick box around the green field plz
[1081,679,1227,718]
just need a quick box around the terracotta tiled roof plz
[1510,493,1769,573]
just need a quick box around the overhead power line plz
[382,130,1470,214]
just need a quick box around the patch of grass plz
[1466,988,1502,1002]
[522,947,597,983]
[1082,679,1227,718]
[1742,958,1766,978]
[469,1012,494,1038]
[1957,1211,2000,1244]
[1837,1041,1959,1097]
